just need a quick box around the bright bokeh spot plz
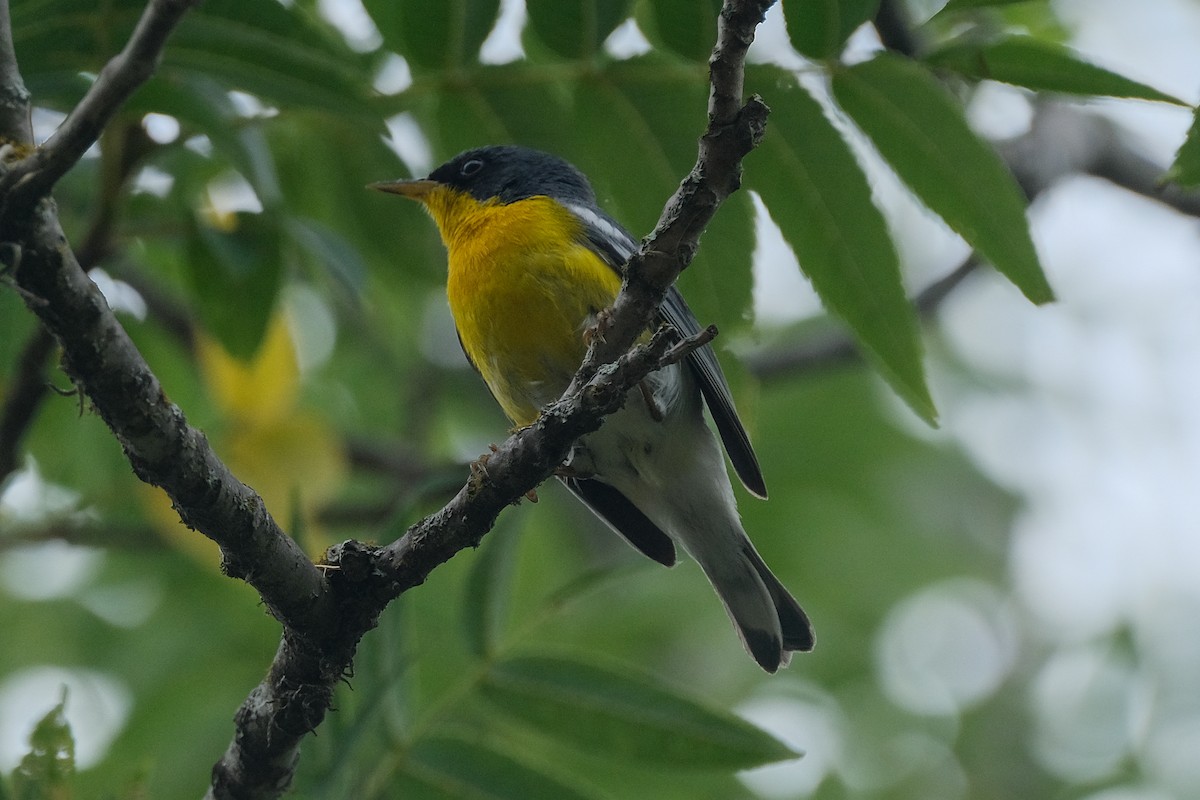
[0,668,131,772]
[737,686,843,799]
[876,579,1017,717]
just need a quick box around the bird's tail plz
[691,529,815,672]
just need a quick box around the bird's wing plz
[567,202,768,498]
[559,476,677,566]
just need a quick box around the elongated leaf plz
[431,67,575,153]
[10,0,372,114]
[525,0,632,59]
[286,217,369,296]
[831,54,1053,304]
[929,0,1068,42]
[926,36,1187,105]
[783,0,880,60]
[185,212,284,359]
[398,737,603,800]
[365,0,501,70]
[748,68,934,423]
[481,655,798,769]
[939,0,1039,11]
[640,0,721,62]
[462,518,521,657]
[128,75,283,206]
[570,57,755,334]
[9,0,141,77]
[1168,108,1200,188]
[168,0,372,114]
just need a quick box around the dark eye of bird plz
[460,159,484,177]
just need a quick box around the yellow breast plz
[422,187,622,425]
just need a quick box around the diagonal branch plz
[573,0,774,383]
[0,0,30,143]
[2,0,778,796]
[744,254,983,381]
[0,0,198,219]
[1,122,157,487]
[210,2,779,796]
[0,0,333,638]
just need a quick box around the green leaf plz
[11,692,74,800]
[9,0,139,78]
[748,67,934,423]
[11,0,372,115]
[286,217,370,296]
[365,0,501,70]
[1168,108,1200,189]
[926,0,1069,42]
[462,518,521,658]
[127,74,283,206]
[481,655,799,769]
[925,36,1188,105]
[167,0,372,114]
[938,0,1038,12]
[398,737,603,800]
[420,66,575,155]
[783,0,881,60]
[831,54,1053,304]
[639,0,721,62]
[569,57,755,333]
[525,0,632,60]
[185,212,285,359]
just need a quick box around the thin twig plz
[570,0,775,386]
[744,255,982,381]
[0,0,31,144]
[662,323,719,365]
[0,0,199,220]
[211,3,779,796]
[2,0,777,795]
[0,6,340,792]
[0,122,157,486]
[0,516,164,550]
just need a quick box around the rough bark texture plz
[0,1,780,796]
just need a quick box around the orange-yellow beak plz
[369,178,438,201]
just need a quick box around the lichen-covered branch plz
[1,0,777,796]
[571,0,776,385]
[210,0,778,793]
[0,0,198,219]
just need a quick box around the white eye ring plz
[461,159,484,177]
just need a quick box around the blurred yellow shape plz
[197,313,300,427]
[145,311,347,561]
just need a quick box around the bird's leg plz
[468,450,492,494]
[467,442,505,494]
[582,306,614,347]
[638,380,664,422]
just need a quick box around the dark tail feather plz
[703,539,815,673]
[743,543,815,658]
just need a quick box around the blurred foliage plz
[11,694,73,800]
[0,0,1192,798]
